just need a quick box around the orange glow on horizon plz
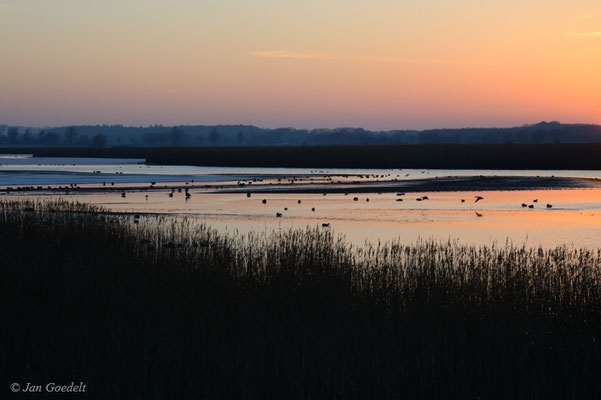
[1,0,601,129]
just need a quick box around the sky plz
[1,0,600,130]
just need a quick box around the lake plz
[2,155,601,247]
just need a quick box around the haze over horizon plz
[2,0,601,130]
[0,120,597,133]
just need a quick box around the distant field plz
[3,144,601,169]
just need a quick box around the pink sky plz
[1,0,601,129]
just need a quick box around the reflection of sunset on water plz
[7,187,601,248]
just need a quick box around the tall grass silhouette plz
[1,199,600,399]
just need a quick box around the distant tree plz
[209,128,220,145]
[142,132,157,146]
[236,131,245,146]
[91,134,107,148]
[22,129,32,145]
[531,129,545,144]
[39,131,61,145]
[75,135,90,146]
[64,126,78,145]
[170,126,185,146]
[197,134,204,145]
[7,127,19,144]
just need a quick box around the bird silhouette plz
[546,204,552,208]
[475,211,483,217]
[475,196,484,203]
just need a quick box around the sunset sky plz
[1,0,600,130]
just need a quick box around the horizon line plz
[0,121,597,132]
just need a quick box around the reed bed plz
[1,199,600,399]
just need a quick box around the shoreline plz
[227,176,601,194]
[5,143,601,170]
[3,176,601,195]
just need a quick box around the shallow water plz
[2,156,601,247]
[3,156,601,185]
[5,187,601,248]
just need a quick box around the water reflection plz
[6,188,601,248]
[2,157,601,247]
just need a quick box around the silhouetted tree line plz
[0,125,108,147]
[1,121,600,147]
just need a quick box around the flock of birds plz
[250,189,555,223]
[234,174,555,223]
[3,173,556,227]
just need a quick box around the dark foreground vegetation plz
[7,143,601,169]
[1,201,601,399]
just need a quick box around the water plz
[3,155,601,183]
[2,156,601,247]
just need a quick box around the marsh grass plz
[1,200,601,399]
